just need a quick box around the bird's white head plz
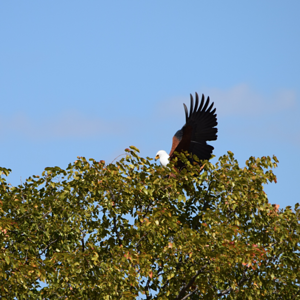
[155,150,170,167]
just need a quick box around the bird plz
[155,92,218,170]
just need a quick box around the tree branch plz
[81,231,86,252]
[291,289,300,300]
[40,238,58,255]
[113,214,122,246]
[181,287,198,300]
[145,275,152,300]
[135,233,147,250]
[175,265,207,300]
[108,187,122,247]
[217,271,249,297]
[201,172,214,212]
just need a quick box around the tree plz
[0,146,299,299]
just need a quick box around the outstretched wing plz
[169,93,218,166]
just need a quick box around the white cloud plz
[207,85,300,147]
[158,84,297,118]
[205,84,297,117]
[2,85,298,148]
[0,110,127,139]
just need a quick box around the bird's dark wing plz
[169,93,218,167]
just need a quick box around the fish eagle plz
[155,93,218,169]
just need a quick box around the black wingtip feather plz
[202,96,210,112]
[198,94,205,111]
[194,92,199,114]
[207,102,214,113]
[189,94,194,118]
[183,103,188,123]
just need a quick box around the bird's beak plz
[155,155,159,160]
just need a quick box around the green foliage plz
[0,147,299,299]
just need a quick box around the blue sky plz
[0,1,299,210]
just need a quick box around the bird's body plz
[155,93,218,170]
